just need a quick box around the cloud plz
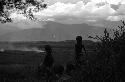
[91,0,121,5]
[116,4,125,15]
[2,0,125,29]
[45,0,83,5]
[32,1,117,25]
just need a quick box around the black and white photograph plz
[0,0,125,82]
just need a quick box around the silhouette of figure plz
[37,45,54,80]
[42,45,54,71]
[75,36,87,66]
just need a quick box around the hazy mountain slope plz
[0,25,21,35]
[0,21,105,41]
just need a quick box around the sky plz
[1,0,125,29]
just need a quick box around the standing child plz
[42,45,54,70]
[75,36,87,66]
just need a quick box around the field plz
[0,41,97,82]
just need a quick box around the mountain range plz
[0,21,106,41]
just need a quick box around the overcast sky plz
[1,0,125,29]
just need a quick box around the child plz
[75,36,87,66]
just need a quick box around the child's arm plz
[82,44,87,55]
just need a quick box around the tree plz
[0,0,47,23]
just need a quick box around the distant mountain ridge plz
[0,21,105,41]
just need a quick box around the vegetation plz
[76,20,125,82]
[0,0,47,23]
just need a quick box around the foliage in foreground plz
[76,20,125,82]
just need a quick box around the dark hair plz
[44,45,52,53]
[76,36,82,41]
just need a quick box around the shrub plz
[88,20,125,81]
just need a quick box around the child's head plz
[44,45,52,53]
[76,36,82,43]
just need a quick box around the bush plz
[87,20,125,81]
